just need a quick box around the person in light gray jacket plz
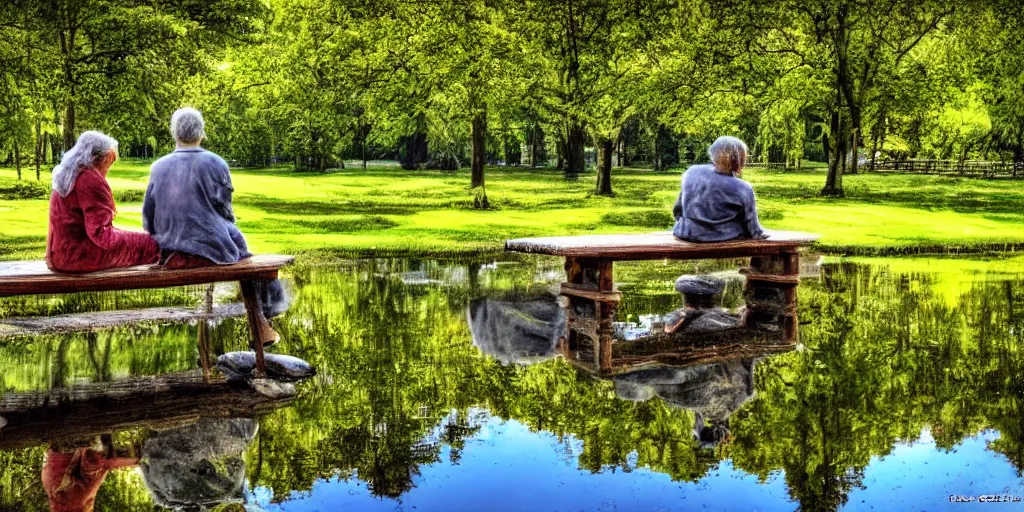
[143,108,286,344]
[672,136,767,242]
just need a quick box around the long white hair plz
[52,131,118,197]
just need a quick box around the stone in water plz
[216,352,316,382]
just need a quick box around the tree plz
[711,0,958,196]
[15,0,267,151]
[969,0,1024,174]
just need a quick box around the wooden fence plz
[746,162,788,171]
[748,159,1024,179]
[871,159,1024,179]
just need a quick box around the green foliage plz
[3,0,1023,199]
[0,179,48,200]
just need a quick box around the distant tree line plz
[1,0,1023,202]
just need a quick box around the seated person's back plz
[673,136,765,242]
[142,108,286,344]
[143,147,249,264]
[47,131,160,273]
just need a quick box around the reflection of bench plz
[0,369,294,450]
[505,230,819,374]
[0,255,294,376]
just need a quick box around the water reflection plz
[466,294,563,365]
[0,257,1023,510]
[468,290,765,451]
[42,435,139,512]
[613,360,755,449]
[141,418,257,509]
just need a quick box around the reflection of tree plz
[731,262,1024,511]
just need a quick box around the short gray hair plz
[708,136,748,176]
[170,107,205,145]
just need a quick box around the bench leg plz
[198,284,215,383]
[563,257,619,374]
[598,301,616,374]
[198,320,212,383]
[745,253,800,342]
[240,280,267,378]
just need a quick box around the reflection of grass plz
[4,162,1024,259]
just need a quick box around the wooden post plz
[744,251,801,342]
[596,259,613,292]
[562,257,618,373]
[595,259,615,373]
[240,280,267,377]
[565,257,584,284]
[781,251,799,275]
[198,283,215,383]
[598,301,615,374]
[198,321,212,383]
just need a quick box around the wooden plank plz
[559,283,622,303]
[0,303,245,338]
[739,269,801,285]
[0,254,294,297]
[505,230,819,260]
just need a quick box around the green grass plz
[3,160,1024,260]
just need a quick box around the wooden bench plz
[505,230,819,374]
[0,255,294,376]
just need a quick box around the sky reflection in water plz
[0,255,1023,511]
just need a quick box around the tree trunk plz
[1013,146,1023,179]
[869,128,881,172]
[821,106,845,197]
[653,132,661,171]
[470,101,489,209]
[14,142,22,180]
[34,118,42,180]
[556,134,565,170]
[848,128,859,175]
[359,118,368,170]
[531,124,539,167]
[596,137,614,195]
[565,118,585,176]
[62,100,76,151]
[401,114,429,170]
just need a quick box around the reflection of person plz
[140,418,257,509]
[672,136,766,242]
[41,436,139,512]
[467,295,565,365]
[614,359,756,448]
[142,108,287,344]
[46,131,160,273]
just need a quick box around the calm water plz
[1,256,1023,511]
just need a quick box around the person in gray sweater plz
[672,136,766,242]
[143,108,286,344]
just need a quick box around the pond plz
[0,255,1023,511]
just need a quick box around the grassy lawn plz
[2,160,1024,260]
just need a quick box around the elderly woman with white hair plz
[143,108,287,345]
[672,136,766,242]
[46,131,161,273]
